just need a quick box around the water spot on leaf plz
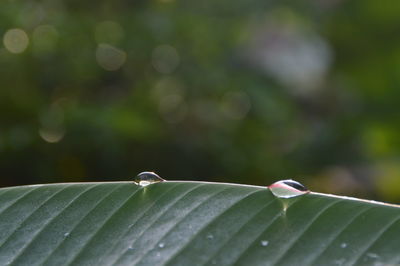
[366,252,380,259]
[260,240,269,246]
[334,258,346,265]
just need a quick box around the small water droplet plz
[206,233,214,240]
[158,242,165,248]
[128,246,134,250]
[340,243,347,248]
[156,252,161,257]
[64,232,70,237]
[134,171,165,187]
[334,258,345,265]
[366,253,379,259]
[269,179,309,198]
[260,240,269,246]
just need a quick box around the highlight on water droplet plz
[158,242,165,248]
[260,240,269,246]
[206,233,214,240]
[268,179,309,198]
[133,171,165,187]
[340,242,347,248]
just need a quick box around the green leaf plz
[0,181,399,266]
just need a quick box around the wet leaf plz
[0,182,399,266]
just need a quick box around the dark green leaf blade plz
[0,182,398,266]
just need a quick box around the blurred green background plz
[1,0,400,203]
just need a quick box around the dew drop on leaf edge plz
[134,171,165,187]
[269,179,309,198]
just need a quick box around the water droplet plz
[366,253,379,259]
[206,233,214,240]
[260,240,269,246]
[128,246,134,250]
[158,242,165,248]
[134,171,165,187]
[340,243,347,248]
[156,252,161,257]
[334,258,345,265]
[64,232,70,237]
[269,179,309,198]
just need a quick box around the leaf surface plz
[0,181,399,266]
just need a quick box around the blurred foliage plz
[1,0,400,202]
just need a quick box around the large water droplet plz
[158,242,165,248]
[260,240,269,246]
[134,171,165,187]
[269,179,309,198]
